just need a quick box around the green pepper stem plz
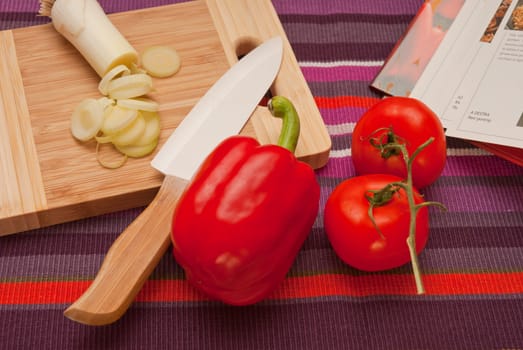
[268,96,301,153]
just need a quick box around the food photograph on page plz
[480,0,511,43]
[372,0,465,97]
[506,0,523,30]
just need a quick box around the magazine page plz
[372,0,465,97]
[372,0,523,151]
[411,0,523,149]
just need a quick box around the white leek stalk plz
[39,0,138,77]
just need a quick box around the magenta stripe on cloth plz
[425,185,523,213]
[272,0,422,15]
[316,156,523,179]
[0,0,185,12]
[319,106,368,124]
[301,66,382,82]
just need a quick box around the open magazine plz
[372,0,523,166]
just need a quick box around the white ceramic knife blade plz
[64,37,283,326]
[152,36,283,179]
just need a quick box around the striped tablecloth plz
[2,1,523,349]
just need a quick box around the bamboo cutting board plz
[0,0,331,236]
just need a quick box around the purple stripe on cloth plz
[434,175,523,188]
[316,156,523,178]
[291,42,395,62]
[281,21,411,44]
[0,0,188,14]
[0,233,117,257]
[272,0,422,16]
[0,3,39,12]
[292,247,523,275]
[97,0,187,13]
[319,154,511,178]
[0,0,420,16]
[0,255,104,281]
[441,156,523,176]
[0,12,48,30]
[1,298,523,350]
[0,0,187,13]
[429,211,523,230]
[309,80,379,98]
[279,13,415,25]
[329,133,352,151]
[423,185,523,213]
[422,247,523,273]
[319,172,523,189]
[428,226,523,249]
[301,66,381,82]
[0,252,185,281]
[319,246,522,274]
[7,232,519,280]
[304,221,523,251]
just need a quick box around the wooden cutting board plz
[0,0,331,236]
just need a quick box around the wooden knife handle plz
[64,176,188,326]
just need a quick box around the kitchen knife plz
[64,36,283,326]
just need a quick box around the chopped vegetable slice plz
[71,98,104,141]
[111,113,146,146]
[96,142,128,169]
[108,73,153,100]
[117,97,159,112]
[134,111,161,146]
[98,96,115,109]
[115,138,159,158]
[140,46,181,78]
[94,133,114,144]
[101,105,139,135]
[98,64,131,95]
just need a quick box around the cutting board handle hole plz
[258,89,272,107]
[235,37,273,107]
[235,37,261,59]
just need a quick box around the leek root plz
[39,0,138,77]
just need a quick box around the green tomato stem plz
[383,137,436,294]
[268,96,301,154]
[400,140,425,294]
[379,179,426,294]
[369,131,447,294]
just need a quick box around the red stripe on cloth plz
[1,272,522,305]
[0,281,92,305]
[273,272,523,298]
[0,280,205,305]
[314,96,379,109]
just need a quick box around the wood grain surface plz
[0,0,331,236]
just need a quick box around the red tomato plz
[324,174,429,272]
[351,96,446,189]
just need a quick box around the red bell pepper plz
[171,96,320,305]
